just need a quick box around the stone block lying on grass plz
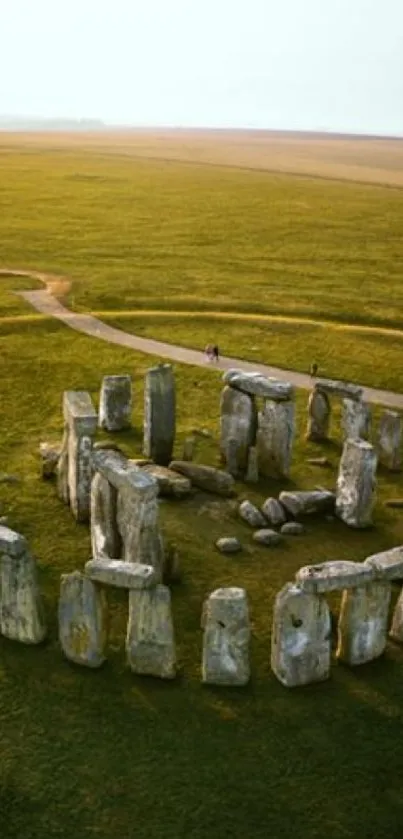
[169,461,236,497]
[261,497,286,526]
[238,500,266,528]
[279,489,335,518]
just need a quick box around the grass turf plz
[1,309,403,838]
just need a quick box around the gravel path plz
[1,268,402,409]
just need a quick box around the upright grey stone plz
[220,385,256,475]
[0,526,46,644]
[63,391,98,522]
[335,439,377,528]
[143,364,176,466]
[245,446,259,483]
[390,588,403,644]
[58,571,107,668]
[377,410,402,472]
[99,374,132,431]
[341,398,371,441]
[336,582,391,665]
[182,435,196,461]
[257,399,295,478]
[306,389,331,442]
[92,449,163,574]
[56,427,70,505]
[90,472,121,560]
[126,584,176,678]
[202,587,250,686]
[271,583,331,687]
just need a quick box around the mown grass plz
[1,306,403,838]
[101,312,403,393]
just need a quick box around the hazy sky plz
[1,0,402,134]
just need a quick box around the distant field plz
[2,128,403,186]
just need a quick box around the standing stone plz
[335,439,377,528]
[126,584,176,678]
[58,571,107,668]
[90,472,121,560]
[0,527,46,644]
[377,410,402,472]
[341,398,371,441]
[257,399,295,479]
[143,364,176,466]
[182,435,196,462]
[56,427,70,505]
[98,374,132,431]
[202,587,250,686]
[220,385,256,475]
[390,588,403,644]
[271,584,331,687]
[245,446,259,483]
[64,391,98,523]
[306,388,331,442]
[336,581,391,665]
[92,449,164,574]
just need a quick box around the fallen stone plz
[385,499,403,508]
[143,364,176,466]
[257,399,295,479]
[315,378,363,401]
[364,547,403,580]
[336,581,391,665]
[306,457,332,467]
[58,571,107,668]
[306,389,331,442]
[279,490,335,518]
[126,584,176,678]
[99,374,132,431]
[253,529,283,546]
[0,527,46,644]
[261,497,286,526]
[93,441,126,454]
[85,558,158,589]
[223,369,294,401]
[341,398,371,441]
[281,522,305,536]
[296,560,374,593]
[238,500,267,528]
[215,537,243,554]
[245,446,259,483]
[90,472,121,560]
[271,583,331,687]
[335,439,377,528]
[168,461,236,497]
[39,441,61,479]
[136,463,191,499]
[377,410,402,472]
[202,587,250,685]
[220,385,257,475]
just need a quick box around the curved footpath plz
[1,268,403,410]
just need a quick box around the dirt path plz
[1,268,403,410]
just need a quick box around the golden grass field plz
[2,128,403,187]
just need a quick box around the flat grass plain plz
[1,132,403,839]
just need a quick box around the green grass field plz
[1,137,403,838]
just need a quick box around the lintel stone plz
[296,560,374,593]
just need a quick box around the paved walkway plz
[1,268,403,409]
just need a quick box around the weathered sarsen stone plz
[257,399,295,479]
[64,390,98,522]
[220,385,257,475]
[306,389,331,442]
[90,472,121,560]
[335,439,377,528]
[0,526,46,644]
[377,410,402,472]
[341,398,371,441]
[296,560,374,593]
[133,462,191,499]
[58,571,107,668]
[99,374,132,431]
[238,500,267,528]
[143,364,176,466]
[202,587,250,686]
[223,369,294,400]
[336,581,391,666]
[169,461,236,497]
[126,584,176,678]
[85,558,158,589]
[271,583,331,687]
[279,490,335,518]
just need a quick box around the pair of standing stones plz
[220,369,295,481]
[271,548,403,687]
